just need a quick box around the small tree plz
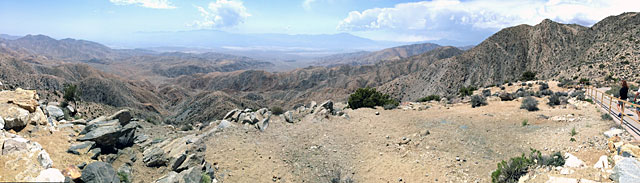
[459,86,477,97]
[521,71,536,81]
[63,83,80,107]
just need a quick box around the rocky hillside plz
[313,42,441,66]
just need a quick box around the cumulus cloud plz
[109,0,176,9]
[190,0,251,28]
[338,0,640,43]
[303,0,317,10]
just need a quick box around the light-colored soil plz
[204,95,614,182]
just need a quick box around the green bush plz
[383,103,398,110]
[579,78,590,85]
[492,149,565,183]
[599,64,606,69]
[482,89,492,97]
[459,86,477,97]
[491,154,531,183]
[601,113,613,121]
[521,71,536,81]
[63,83,80,106]
[118,172,130,183]
[270,106,284,115]
[471,95,487,108]
[418,95,441,102]
[521,119,528,126]
[521,97,539,111]
[201,173,212,183]
[348,87,398,109]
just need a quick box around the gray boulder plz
[67,141,95,155]
[611,157,640,182]
[38,150,53,169]
[223,109,239,120]
[78,125,122,148]
[284,111,294,123]
[108,109,132,126]
[117,122,138,148]
[143,147,167,167]
[217,120,234,129]
[319,100,334,112]
[46,105,65,120]
[177,167,202,183]
[81,162,120,183]
[156,171,178,183]
[80,120,119,135]
[2,138,28,155]
[1,104,30,130]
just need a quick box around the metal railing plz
[586,86,640,139]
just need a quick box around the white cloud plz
[109,0,176,9]
[303,0,317,10]
[190,0,251,28]
[338,0,640,43]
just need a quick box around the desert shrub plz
[348,87,398,109]
[547,94,566,106]
[557,78,574,88]
[521,71,536,81]
[482,89,491,97]
[180,124,193,131]
[521,82,527,86]
[555,92,568,97]
[521,119,528,126]
[492,149,564,183]
[118,172,130,183]
[508,83,513,86]
[579,78,590,85]
[383,103,398,110]
[602,113,613,121]
[599,64,606,69]
[521,97,539,111]
[539,89,553,96]
[491,154,531,183]
[500,86,506,90]
[539,83,549,90]
[570,127,577,136]
[201,173,212,183]
[417,95,440,102]
[571,91,586,101]
[63,83,80,106]
[459,86,477,97]
[271,106,284,115]
[471,95,488,108]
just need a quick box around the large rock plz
[35,168,65,182]
[217,120,234,129]
[80,120,119,135]
[604,128,624,138]
[610,157,640,183]
[117,122,138,148]
[46,105,65,120]
[78,125,122,148]
[563,153,585,168]
[318,100,334,113]
[499,92,514,101]
[81,162,120,183]
[156,171,178,183]
[0,88,39,112]
[284,111,294,123]
[0,104,30,130]
[593,155,609,169]
[38,150,53,169]
[108,109,132,126]
[2,138,28,155]
[176,167,203,183]
[223,109,239,120]
[143,147,167,167]
[30,107,48,126]
[67,141,96,155]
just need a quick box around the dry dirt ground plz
[203,96,617,182]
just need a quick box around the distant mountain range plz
[312,43,442,66]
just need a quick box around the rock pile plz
[223,107,272,131]
[0,88,48,131]
[0,131,54,181]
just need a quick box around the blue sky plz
[1,0,640,46]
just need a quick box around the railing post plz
[610,94,612,111]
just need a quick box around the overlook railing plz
[586,86,640,140]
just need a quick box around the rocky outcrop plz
[610,157,640,183]
[77,110,139,151]
[81,162,120,183]
[223,107,272,131]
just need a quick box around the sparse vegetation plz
[348,87,398,109]
[118,172,130,183]
[539,82,549,90]
[417,95,440,102]
[570,127,577,136]
[521,119,528,126]
[201,173,212,183]
[270,106,284,115]
[491,149,565,183]
[62,83,80,107]
[579,78,590,85]
[521,96,539,111]
[471,95,487,108]
[547,94,567,106]
[602,113,613,121]
[521,71,536,81]
[482,89,491,97]
[459,86,477,97]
